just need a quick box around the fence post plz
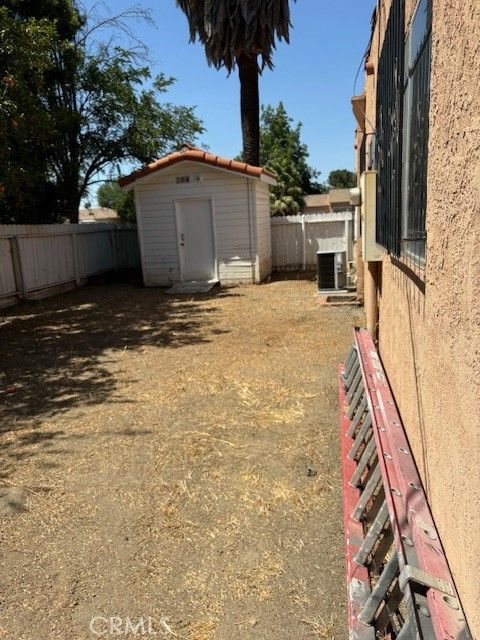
[9,236,26,299]
[71,229,81,286]
[301,214,307,271]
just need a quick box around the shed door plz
[176,199,216,281]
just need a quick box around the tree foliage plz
[0,2,204,223]
[3,0,83,39]
[176,0,296,166]
[328,169,356,189]
[0,8,57,222]
[258,103,320,216]
[65,50,203,222]
[97,181,135,223]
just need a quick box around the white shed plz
[119,145,276,286]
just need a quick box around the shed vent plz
[175,175,202,184]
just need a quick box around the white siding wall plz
[135,162,258,285]
[254,181,273,282]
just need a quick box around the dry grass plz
[300,615,337,638]
[0,279,363,639]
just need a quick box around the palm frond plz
[176,0,294,72]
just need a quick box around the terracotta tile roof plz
[119,145,277,188]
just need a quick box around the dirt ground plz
[0,277,363,640]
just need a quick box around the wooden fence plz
[0,213,354,306]
[0,223,140,307]
[270,211,354,270]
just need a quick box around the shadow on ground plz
[0,277,236,430]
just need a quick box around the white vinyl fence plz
[0,223,140,305]
[271,211,354,270]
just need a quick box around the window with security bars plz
[401,0,432,263]
[376,0,432,267]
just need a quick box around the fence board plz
[305,220,347,263]
[0,223,139,304]
[0,238,17,296]
[76,230,113,277]
[19,234,75,290]
[116,228,141,269]
[271,212,354,270]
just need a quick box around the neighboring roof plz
[119,145,277,188]
[79,207,118,223]
[305,188,352,208]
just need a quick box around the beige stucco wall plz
[360,0,480,634]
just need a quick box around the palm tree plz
[176,0,294,167]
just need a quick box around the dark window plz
[375,0,405,256]
[376,0,432,265]
[401,0,432,263]
[359,135,366,175]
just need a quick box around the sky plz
[83,0,374,189]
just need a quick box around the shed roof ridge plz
[119,147,276,187]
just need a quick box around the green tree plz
[328,169,356,189]
[2,0,82,39]
[97,181,135,223]
[0,2,204,224]
[258,103,321,216]
[268,157,305,216]
[59,46,203,222]
[177,0,295,167]
[0,0,86,223]
[0,8,58,222]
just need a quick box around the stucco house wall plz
[358,0,480,634]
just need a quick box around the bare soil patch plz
[0,279,363,639]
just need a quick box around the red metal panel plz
[339,364,375,640]
[353,329,470,640]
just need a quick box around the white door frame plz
[174,197,218,282]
